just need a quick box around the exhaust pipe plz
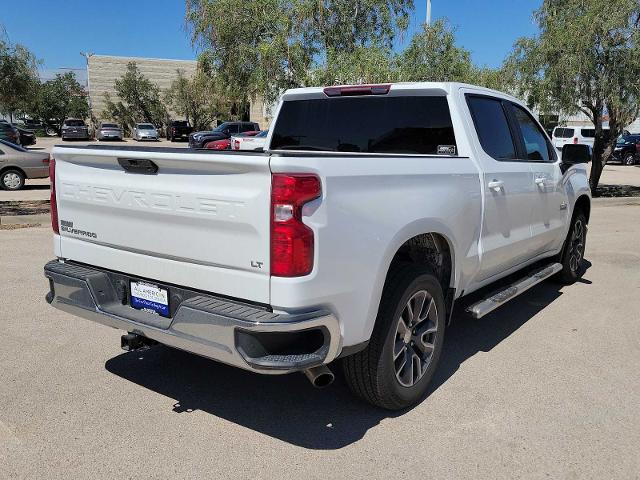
[304,365,335,388]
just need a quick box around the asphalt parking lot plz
[1,198,639,479]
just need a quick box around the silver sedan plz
[96,122,124,141]
[133,123,159,141]
[0,139,50,191]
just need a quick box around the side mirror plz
[561,144,591,173]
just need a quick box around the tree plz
[0,35,39,121]
[29,72,88,128]
[507,0,640,194]
[309,45,398,85]
[397,20,474,83]
[102,62,167,133]
[185,0,414,104]
[187,0,310,107]
[164,68,232,130]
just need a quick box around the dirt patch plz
[0,200,50,216]
[0,223,41,230]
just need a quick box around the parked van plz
[552,126,610,150]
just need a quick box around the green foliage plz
[164,68,232,130]
[186,0,414,104]
[30,72,88,127]
[0,35,39,121]
[102,62,167,133]
[397,20,474,82]
[507,0,640,192]
[309,46,398,85]
[295,0,413,52]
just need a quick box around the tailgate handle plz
[118,158,158,175]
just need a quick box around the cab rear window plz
[270,96,457,155]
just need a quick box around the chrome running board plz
[466,263,563,319]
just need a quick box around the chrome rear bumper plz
[44,260,341,374]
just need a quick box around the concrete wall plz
[87,55,197,123]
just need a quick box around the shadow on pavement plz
[105,261,592,450]
[21,184,50,191]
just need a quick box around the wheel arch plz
[0,165,27,178]
[574,194,591,223]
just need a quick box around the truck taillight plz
[234,140,240,150]
[49,157,59,234]
[270,174,321,277]
[573,137,578,144]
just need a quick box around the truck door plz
[507,102,569,255]
[465,94,537,282]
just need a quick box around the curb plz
[0,213,50,226]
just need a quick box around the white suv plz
[551,126,609,151]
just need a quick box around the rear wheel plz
[556,211,588,284]
[1,169,25,191]
[343,263,446,410]
[624,153,636,166]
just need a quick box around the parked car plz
[0,139,49,190]
[46,82,591,410]
[0,121,20,145]
[167,120,193,142]
[204,138,231,150]
[61,119,90,140]
[96,122,124,141]
[133,123,159,141]
[551,126,610,151]
[188,121,260,148]
[16,126,37,147]
[231,130,268,151]
[612,134,640,165]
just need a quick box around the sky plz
[1,0,541,81]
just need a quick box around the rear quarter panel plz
[269,153,482,347]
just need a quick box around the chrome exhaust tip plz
[304,365,335,388]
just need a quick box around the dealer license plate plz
[130,281,169,317]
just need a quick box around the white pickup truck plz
[45,83,591,409]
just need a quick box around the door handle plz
[487,180,504,192]
[534,177,546,188]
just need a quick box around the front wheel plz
[556,211,588,284]
[343,263,446,410]
[624,153,636,166]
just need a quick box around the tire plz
[556,211,588,284]
[343,263,446,410]
[45,127,57,137]
[1,169,26,191]
[624,153,636,166]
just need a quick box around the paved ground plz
[1,199,639,479]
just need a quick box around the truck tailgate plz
[52,146,271,304]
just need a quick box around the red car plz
[204,138,231,150]
[204,131,260,150]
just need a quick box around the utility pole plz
[426,0,432,26]
[80,52,94,127]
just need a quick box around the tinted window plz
[580,128,595,138]
[511,104,551,162]
[64,120,85,127]
[240,123,257,133]
[172,121,190,127]
[138,124,154,129]
[101,123,118,128]
[271,96,457,155]
[554,127,574,138]
[467,96,516,160]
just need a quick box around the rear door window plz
[509,104,553,162]
[466,95,517,161]
[270,95,457,155]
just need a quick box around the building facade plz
[86,54,272,129]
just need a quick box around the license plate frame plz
[130,281,170,317]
